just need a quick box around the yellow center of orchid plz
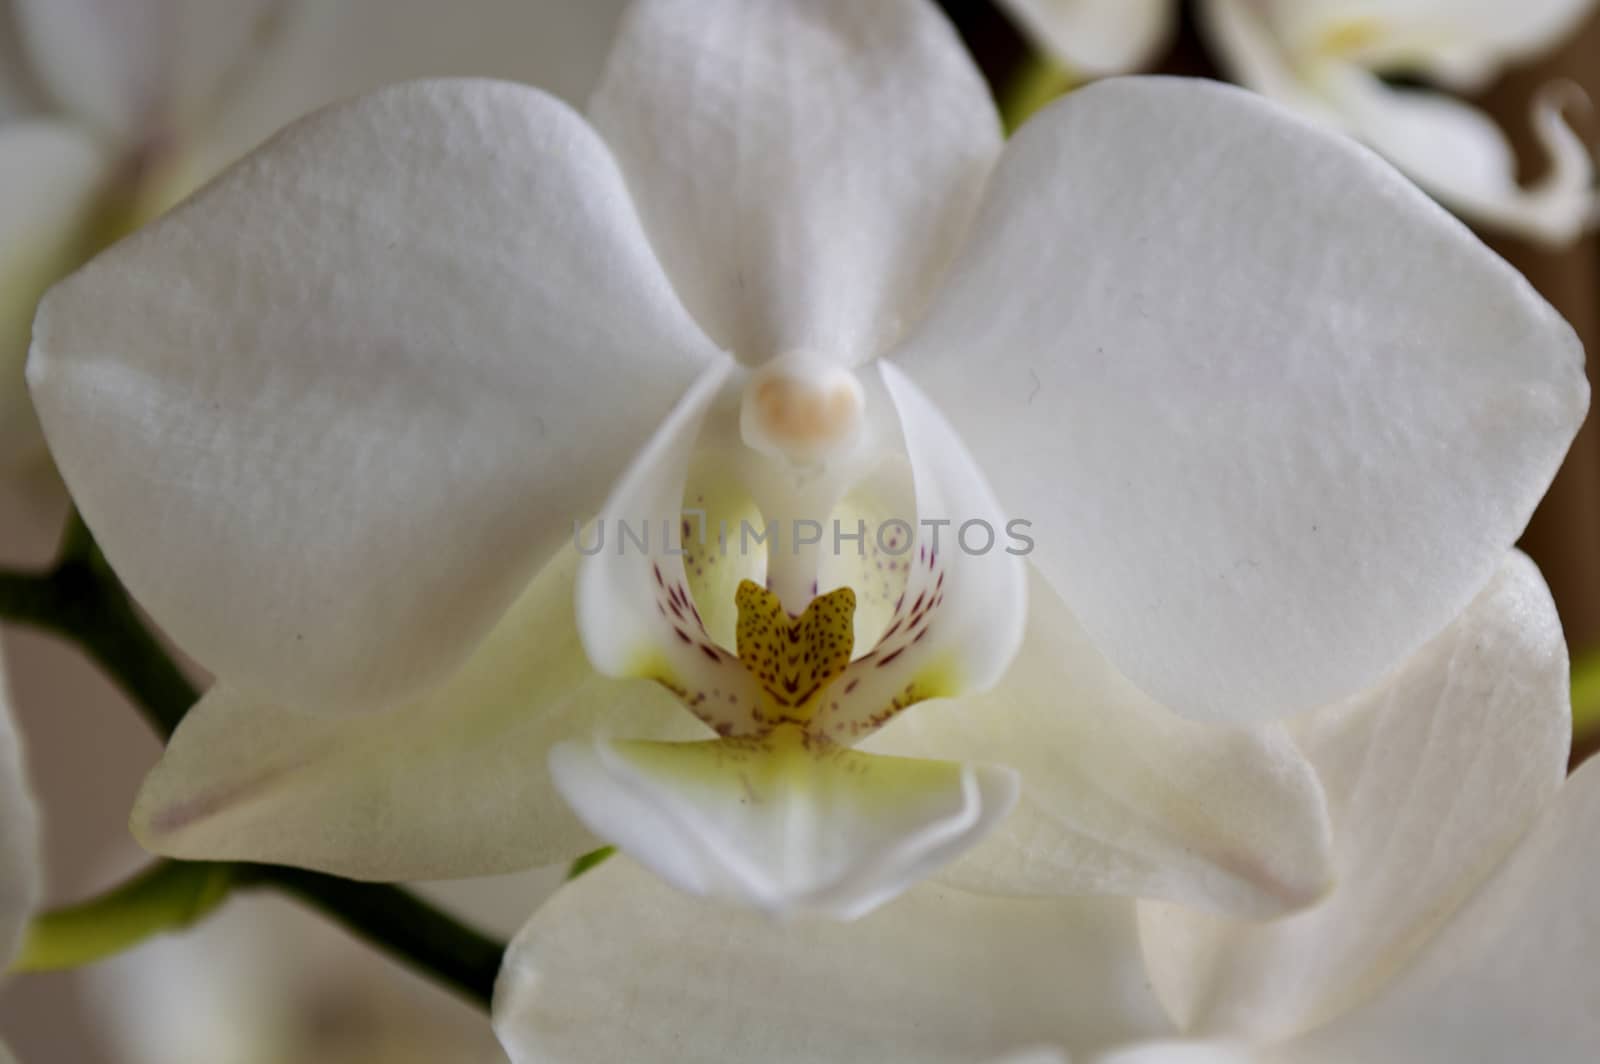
[733,580,856,730]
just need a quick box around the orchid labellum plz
[26,0,1584,925]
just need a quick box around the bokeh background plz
[3,1,1598,1059]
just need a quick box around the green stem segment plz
[0,518,510,1009]
[15,861,234,972]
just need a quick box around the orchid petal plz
[493,858,1173,1063]
[588,0,1001,366]
[866,568,1333,920]
[13,0,284,143]
[30,80,717,712]
[189,0,631,183]
[893,76,1586,725]
[1283,759,1600,1064]
[0,649,41,971]
[1324,67,1597,246]
[0,121,108,480]
[817,364,1027,743]
[1095,1044,1255,1064]
[131,549,706,880]
[549,731,1017,919]
[998,0,1176,75]
[1140,553,1571,1041]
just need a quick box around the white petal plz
[189,0,632,182]
[132,548,706,880]
[30,80,717,712]
[866,568,1333,920]
[13,0,283,142]
[493,858,1174,1063]
[1282,758,1600,1064]
[1325,67,1597,246]
[818,363,1027,742]
[891,76,1586,725]
[549,732,1017,920]
[588,0,1001,366]
[1198,0,1346,121]
[998,0,1176,75]
[0,121,110,480]
[575,360,769,739]
[1141,553,1571,1041]
[0,648,41,970]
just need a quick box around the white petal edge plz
[588,0,1001,366]
[1325,66,1597,246]
[1141,552,1571,1040]
[1281,758,1600,1064]
[132,547,707,880]
[0,120,110,480]
[891,75,1586,724]
[865,567,1334,920]
[493,857,1175,1063]
[29,79,718,712]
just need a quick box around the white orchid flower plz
[0,0,626,530]
[999,0,1600,244]
[0,651,42,1064]
[28,0,1585,920]
[1199,0,1600,245]
[494,553,1600,1063]
[81,866,562,1064]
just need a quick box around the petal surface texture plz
[893,76,1586,724]
[29,80,717,711]
[1140,553,1572,1041]
[1282,758,1600,1064]
[998,0,1176,75]
[493,858,1173,1063]
[588,0,1001,366]
[131,549,707,880]
[865,568,1333,919]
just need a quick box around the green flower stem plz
[14,860,234,972]
[1571,650,1600,744]
[0,515,509,1010]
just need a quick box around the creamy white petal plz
[1282,759,1600,1064]
[1270,0,1600,78]
[575,360,768,739]
[892,76,1586,725]
[493,858,1174,1063]
[588,0,1001,366]
[866,569,1333,920]
[132,549,706,880]
[1141,553,1571,1041]
[30,80,717,712]
[13,0,283,143]
[1324,67,1597,246]
[1199,0,1346,121]
[549,733,1017,919]
[189,0,631,185]
[818,364,1027,742]
[0,121,109,480]
[998,0,1176,75]
[0,648,41,971]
